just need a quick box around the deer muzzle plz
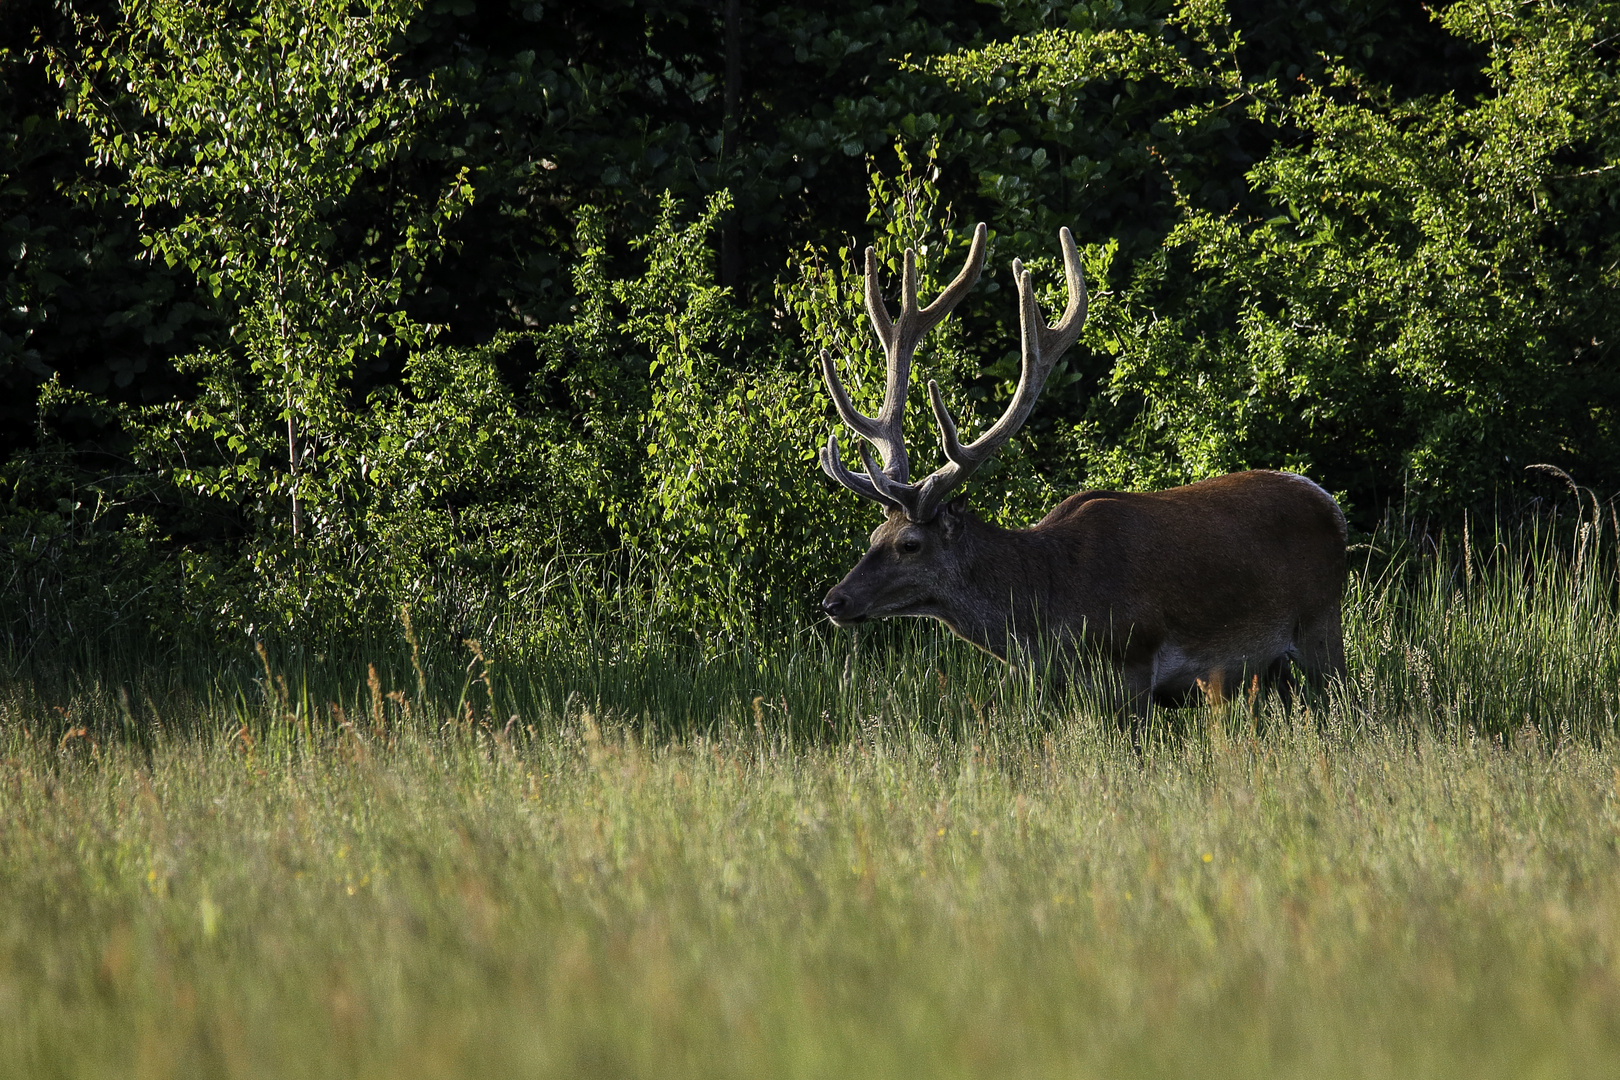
[821,586,862,626]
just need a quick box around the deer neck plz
[935,515,1055,661]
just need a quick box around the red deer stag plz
[816,222,1346,713]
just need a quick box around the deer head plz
[818,223,1088,626]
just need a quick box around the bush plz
[933,0,1620,523]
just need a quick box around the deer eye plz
[899,538,923,555]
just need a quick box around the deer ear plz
[939,496,970,539]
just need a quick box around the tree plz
[51,0,469,542]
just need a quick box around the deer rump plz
[815,222,1348,715]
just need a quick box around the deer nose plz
[822,591,849,620]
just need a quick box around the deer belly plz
[1147,644,1206,704]
[1148,638,1290,706]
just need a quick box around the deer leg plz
[1272,660,1296,714]
[1250,655,1295,715]
[1120,661,1157,755]
[1121,661,1157,715]
[1292,608,1345,708]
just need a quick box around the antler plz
[819,223,1088,523]
[818,222,988,511]
[913,227,1087,520]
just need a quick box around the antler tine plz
[819,350,884,444]
[834,244,925,482]
[1037,227,1087,359]
[863,247,897,359]
[910,228,1089,522]
[819,433,902,513]
[875,222,990,445]
[898,222,989,355]
[818,223,990,509]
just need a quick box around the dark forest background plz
[2,0,1618,652]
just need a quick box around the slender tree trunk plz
[285,381,301,538]
[720,0,742,292]
[265,18,300,540]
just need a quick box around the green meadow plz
[4,524,1620,1080]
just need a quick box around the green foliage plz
[8,187,814,645]
[8,0,488,642]
[935,0,1620,519]
[627,193,821,626]
[50,0,471,543]
[8,0,1620,650]
[2,3,223,453]
[4,0,1485,438]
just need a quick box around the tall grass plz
[11,498,1620,748]
[2,508,1619,1078]
[1344,498,1620,742]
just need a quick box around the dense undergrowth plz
[9,493,1620,750]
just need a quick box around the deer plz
[815,222,1347,715]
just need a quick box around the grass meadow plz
[5,515,1620,1078]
